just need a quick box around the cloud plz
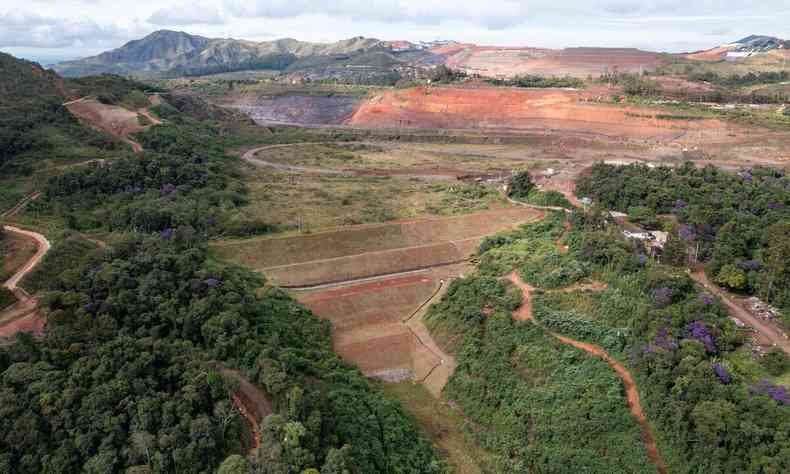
[223,0,529,30]
[148,2,224,26]
[0,11,126,48]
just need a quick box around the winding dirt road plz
[508,272,667,474]
[691,270,790,356]
[2,226,50,293]
[242,142,482,180]
[1,194,52,338]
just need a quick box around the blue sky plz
[1,0,787,64]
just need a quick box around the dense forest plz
[0,54,441,472]
[2,232,439,472]
[425,210,789,473]
[577,162,790,320]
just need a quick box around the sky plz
[1,0,788,64]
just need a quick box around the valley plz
[1,23,789,474]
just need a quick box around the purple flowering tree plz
[678,224,696,242]
[749,380,790,405]
[686,320,716,353]
[699,293,715,306]
[654,327,677,351]
[160,183,177,196]
[712,363,731,384]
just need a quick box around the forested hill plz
[0,53,141,176]
[0,90,441,472]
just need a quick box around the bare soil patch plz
[65,98,151,153]
[263,238,477,288]
[444,46,664,78]
[349,86,724,141]
[1,230,37,282]
[297,275,438,376]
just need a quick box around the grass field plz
[258,142,553,173]
[215,208,541,266]
[236,166,508,232]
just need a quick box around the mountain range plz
[53,30,788,80]
[53,30,433,79]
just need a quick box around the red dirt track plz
[349,86,723,140]
[508,272,667,474]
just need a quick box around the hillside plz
[0,53,120,174]
[54,30,419,79]
[685,34,788,61]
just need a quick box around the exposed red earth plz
[64,96,161,153]
[440,45,665,78]
[0,226,50,339]
[297,269,458,397]
[348,86,726,141]
[691,270,790,356]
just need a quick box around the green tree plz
[217,455,251,474]
[715,264,747,290]
[662,234,688,267]
[763,222,790,306]
[321,445,353,474]
[508,171,535,199]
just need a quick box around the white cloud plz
[148,2,224,26]
[223,0,529,30]
[1,0,788,61]
[0,11,127,48]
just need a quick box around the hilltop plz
[54,30,418,79]
[685,34,788,61]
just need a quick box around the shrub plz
[0,287,16,310]
[508,171,535,199]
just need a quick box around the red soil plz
[684,46,732,61]
[0,310,44,339]
[65,98,147,153]
[349,86,723,140]
[553,334,667,474]
[298,275,440,376]
[443,45,664,78]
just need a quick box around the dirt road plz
[242,143,352,175]
[242,142,479,180]
[0,192,41,219]
[2,226,51,292]
[691,270,790,356]
[508,272,667,474]
[0,226,50,339]
[403,279,458,397]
